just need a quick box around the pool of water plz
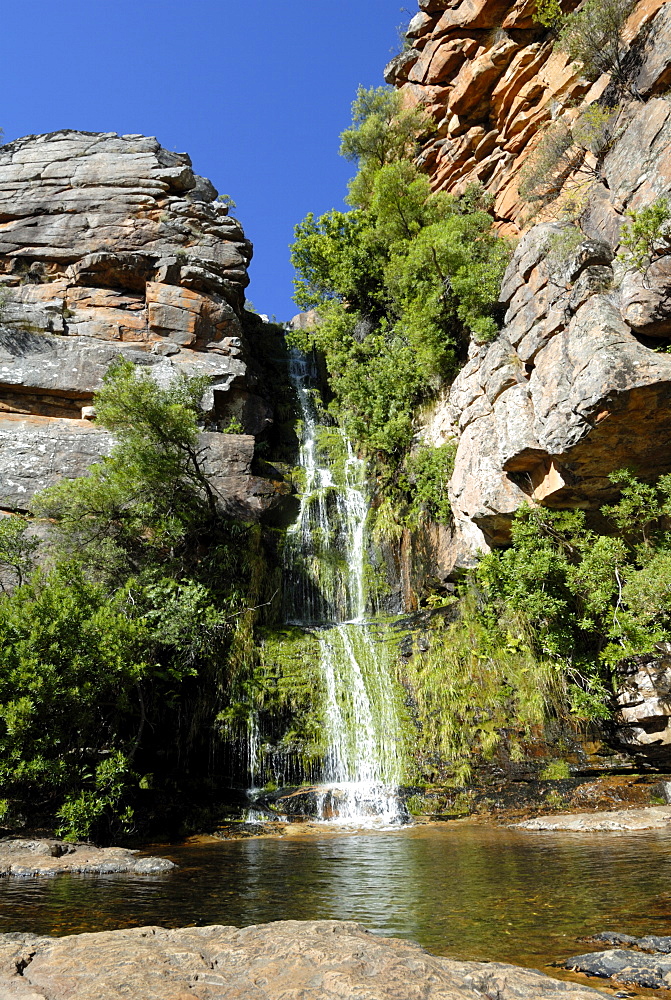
[2,824,670,974]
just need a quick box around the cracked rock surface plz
[0,131,287,521]
[0,919,607,1000]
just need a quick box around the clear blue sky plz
[1,1,408,321]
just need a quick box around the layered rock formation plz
[0,919,606,1000]
[0,131,285,519]
[389,2,671,580]
[387,0,671,231]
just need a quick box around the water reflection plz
[1,825,671,972]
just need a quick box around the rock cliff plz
[390,0,671,582]
[0,131,286,519]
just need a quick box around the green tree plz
[340,85,432,209]
[617,198,671,275]
[291,86,510,461]
[0,360,266,839]
[34,359,221,581]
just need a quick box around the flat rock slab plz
[0,920,607,1000]
[516,805,671,831]
[0,839,174,876]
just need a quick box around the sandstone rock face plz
[394,5,671,585]
[0,132,284,520]
[615,646,671,759]
[391,1,671,231]
[0,919,606,1000]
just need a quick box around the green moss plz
[399,592,563,779]
[540,760,571,780]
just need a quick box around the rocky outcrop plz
[0,131,285,520]
[517,804,671,830]
[389,0,671,231]
[565,934,671,990]
[0,919,606,1000]
[0,839,174,876]
[388,4,671,581]
[614,646,671,759]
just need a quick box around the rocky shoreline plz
[0,919,608,1000]
[0,839,175,877]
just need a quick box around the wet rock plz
[517,805,671,831]
[0,839,174,876]
[0,919,608,1000]
[565,948,671,989]
[585,932,671,954]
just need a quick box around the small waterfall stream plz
[272,350,406,824]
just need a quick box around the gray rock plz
[0,919,609,1000]
[0,131,287,522]
[0,839,174,877]
[565,948,671,989]
[0,414,285,520]
[614,646,671,759]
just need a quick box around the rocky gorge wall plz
[0,131,288,520]
[385,0,671,760]
[388,0,671,578]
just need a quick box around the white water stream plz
[276,350,405,824]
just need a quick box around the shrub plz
[405,443,457,526]
[557,0,637,86]
[617,197,671,274]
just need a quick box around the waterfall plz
[278,349,406,825]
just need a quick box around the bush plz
[405,443,457,526]
[556,0,637,86]
[519,105,619,205]
[617,197,671,274]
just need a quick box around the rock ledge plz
[0,838,174,876]
[0,919,606,1000]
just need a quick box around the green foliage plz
[405,443,456,527]
[540,759,571,780]
[556,0,637,85]
[618,198,671,274]
[0,566,149,838]
[534,0,564,29]
[401,469,671,777]
[401,593,561,776]
[222,415,245,434]
[34,359,219,581]
[216,194,237,210]
[0,516,39,591]
[0,361,273,838]
[340,85,432,209]
[519,105,618,205]
[291,88,510,459]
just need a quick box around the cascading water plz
[276,349,406,824]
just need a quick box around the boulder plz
[565,947,671,990]
[0,919,610,1000]
[614,646,671,759]
[0,838,174,877]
